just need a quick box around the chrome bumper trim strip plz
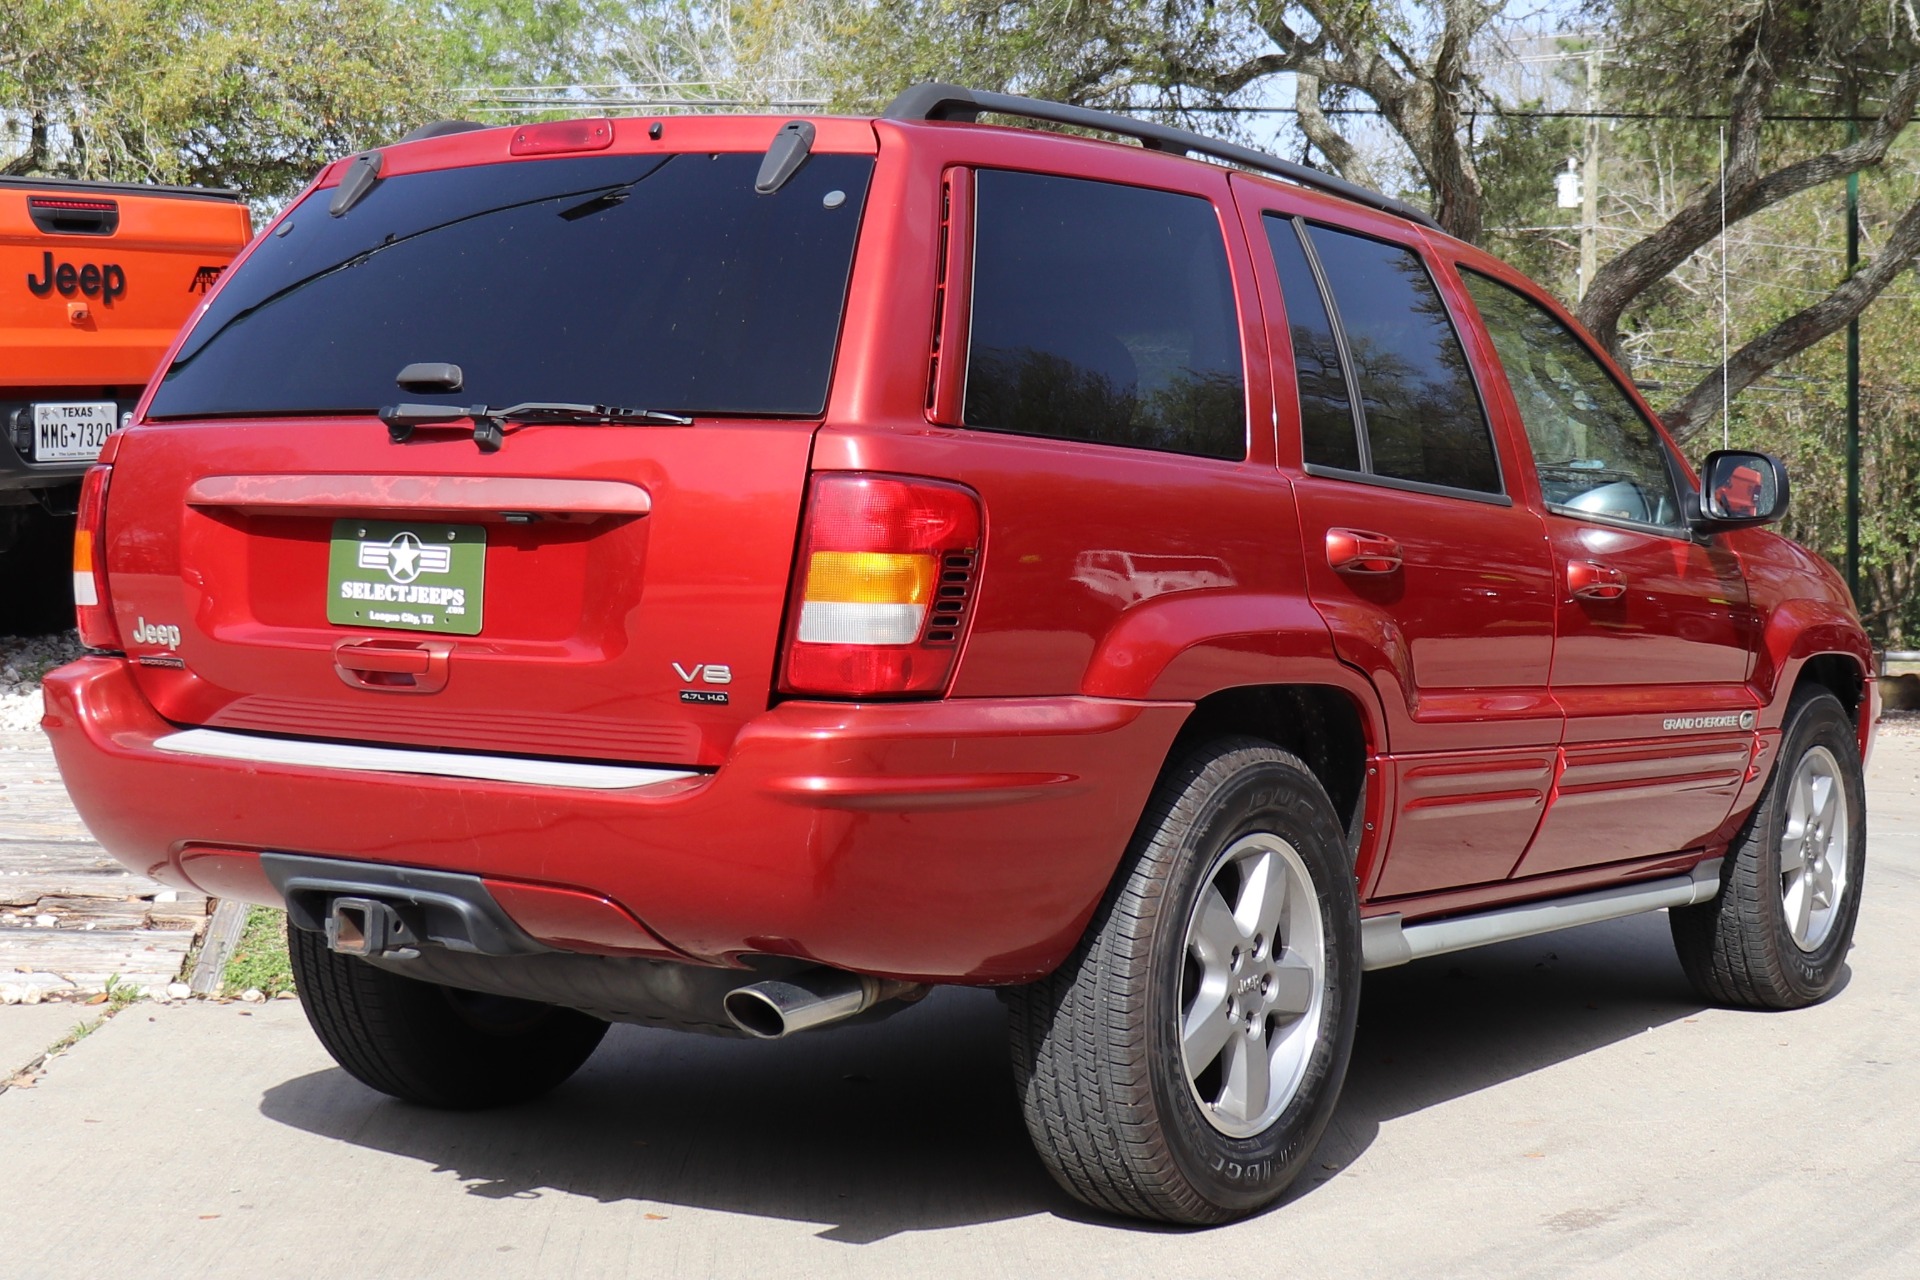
[153,727,698,792]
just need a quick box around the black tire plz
[1007,737,1361,1225]
[1670,687,1866,1009]
[288,923,609,1108]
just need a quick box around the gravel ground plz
[1879,708,1920,737]
[0,632,84,735]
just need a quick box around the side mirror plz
[1695,450,1789,531]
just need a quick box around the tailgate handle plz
[1326,528,1403,575]
[1568,560,1628,601]
[334,639,451,693]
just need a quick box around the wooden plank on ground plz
[189,900,250,996]
[1,927,194,990]
[0,733,207,993]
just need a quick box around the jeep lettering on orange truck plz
[1,176,250,599]
[42,89,1875,1225]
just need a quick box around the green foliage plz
[0,0,451,199]
[1623,134,1920,643]
[223,906,294,998]
[819,1,1253,118]
[1605,0,1917,120]
[1478,104,1584,290]
[435,0,624,87]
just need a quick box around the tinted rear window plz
[963,170,1246,460]
[148,152,874,420]
[1304,225,1500,495]
[1263,215,1359,471]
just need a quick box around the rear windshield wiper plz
[379,401,694,452]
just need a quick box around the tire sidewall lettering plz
[1146,749,1360,1213]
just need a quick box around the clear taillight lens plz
[779,473,982,698]
[74,463,120,649]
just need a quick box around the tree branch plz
[1661,193,1920,445]
[1578,39,1920,354]
[1294,71,1380,188]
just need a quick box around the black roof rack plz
[881,82,1442,233]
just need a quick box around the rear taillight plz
[29,194,119,235]
[74,464,120,649]
[780,473,982,698]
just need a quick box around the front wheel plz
[1007,737,1361,1224]
[1670,687,1866,1009]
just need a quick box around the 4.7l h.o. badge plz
[327,520,485,635]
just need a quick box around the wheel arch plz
[1166,684,1374,849]
[1755,600,1872,723]
[1793,652,1865,724]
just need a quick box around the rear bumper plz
[42,656,1187,982]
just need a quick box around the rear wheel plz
[1007,737,1360,1224]
[1670,687,1866,1009]
[288,923,608,1108]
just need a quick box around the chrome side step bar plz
[1360,860,1722,971]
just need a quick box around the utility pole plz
[1578,50,1600,300]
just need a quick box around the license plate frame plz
[327,519,486,636]
[31,401,119,463]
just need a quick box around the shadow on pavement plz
[259,910,1720,1241]
[1314,909,1715,1177]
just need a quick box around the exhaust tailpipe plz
[723,969,925,1039]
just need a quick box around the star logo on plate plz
[357,531,451,584]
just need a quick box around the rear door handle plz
[1568,560,1628,601]
[334,639,451,693]
[1326,528,1403,575]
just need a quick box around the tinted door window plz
[1304,225,1500,494]
[149,152,874,420]
[1263,216,1360,471]
[964,171,1246,460]
[1461,271,1681,527]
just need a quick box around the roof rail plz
[881,82,1442,233]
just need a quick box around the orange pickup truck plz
[1,176,250,588]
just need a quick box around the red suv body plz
[42,88,1875,1224]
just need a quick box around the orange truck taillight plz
[73,463,120,649]
[780,473,982,698]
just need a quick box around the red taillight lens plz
[29,196,117,213]
[509,119,614,155]
[779,473,982,698]
[74,464,120,649]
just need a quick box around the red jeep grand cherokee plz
[43,85,1875,1224]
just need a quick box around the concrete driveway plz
[3,732,1916,1278]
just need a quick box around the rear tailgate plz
[105,121,877,768]
[107,419,814,767]
[0,179,250,388]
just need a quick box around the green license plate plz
[327,519,485,635]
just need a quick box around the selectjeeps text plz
[42,87,1876,1224]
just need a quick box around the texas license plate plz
[32,401,119,462]
[326,520,486,635]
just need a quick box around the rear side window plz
[148,152,874,420]
[1286,223,1500,496]
[1262,217,1359,471]
[963,171,1246,460]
